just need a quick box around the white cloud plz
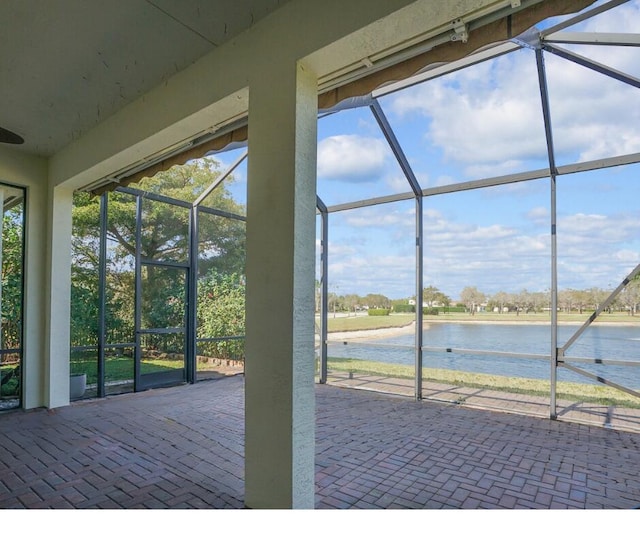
[463,160,531,180]
[331,209,629,297]
[322,206,418,297]
[324,202,640,299]
[544,52,640,162]
[554,210,640,288]
[385,174,414,193]
[559,212,640,242]
[527,206,549,222]
[390,52,548,176]
[317,135,388,181]
[465,224,518,241]
[344,207,415,229]
[580,1,640,34]
[387,2,640,176]
[328,253,416,297]
[326,243,358,257]
[613,249,640,264]
[434,175,457,187]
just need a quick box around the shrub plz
[368,308,390,316]
[423,307,439,316]
[197,271,245,360]
[393,304,415,313]
[441,306,466,313]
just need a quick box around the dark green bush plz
[423,307,439,315]
[433,306,465,313]
[393,304,415,313]
[368,308,390,316]
[0,377,19,397]
[197,271,245,361]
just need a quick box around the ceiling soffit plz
[0,0,290,156]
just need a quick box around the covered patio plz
[2,0,640,510]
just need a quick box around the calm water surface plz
[326,322,640,389]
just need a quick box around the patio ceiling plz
[0,0,290,157]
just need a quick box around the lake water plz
[326,322,640,389]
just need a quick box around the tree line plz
[458,283,640,316]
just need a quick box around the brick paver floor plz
[327,372,640,433]
[0,375,639,508]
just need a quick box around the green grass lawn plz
[325,356,640,409]
[323,314,415,332]
[320,311,640,333]
[71,356,184,385]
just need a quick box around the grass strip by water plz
[324,314,414,332]
[326,357,640,409]
[322,311,640,333]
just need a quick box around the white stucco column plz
[244,60,318,509]
[44,185,74,408]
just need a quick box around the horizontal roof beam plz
[544,31,640,46]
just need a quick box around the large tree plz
[490,291,511,313]
[459,286,485,315]
[363,293,391,309]
[73,158,246,275]
[619,278,640,316]
[71,157,247,351]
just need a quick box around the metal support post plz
[536,47,559,419]
[97,193,108,397]
[415,196,424,400]
[318,197,329,384]
[370,98,424,399]
[133,195,142,391]
[187,206,198,384]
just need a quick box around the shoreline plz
[326,321,417,341]
[323,317,640,342]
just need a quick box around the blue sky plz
[214,0,640,301]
